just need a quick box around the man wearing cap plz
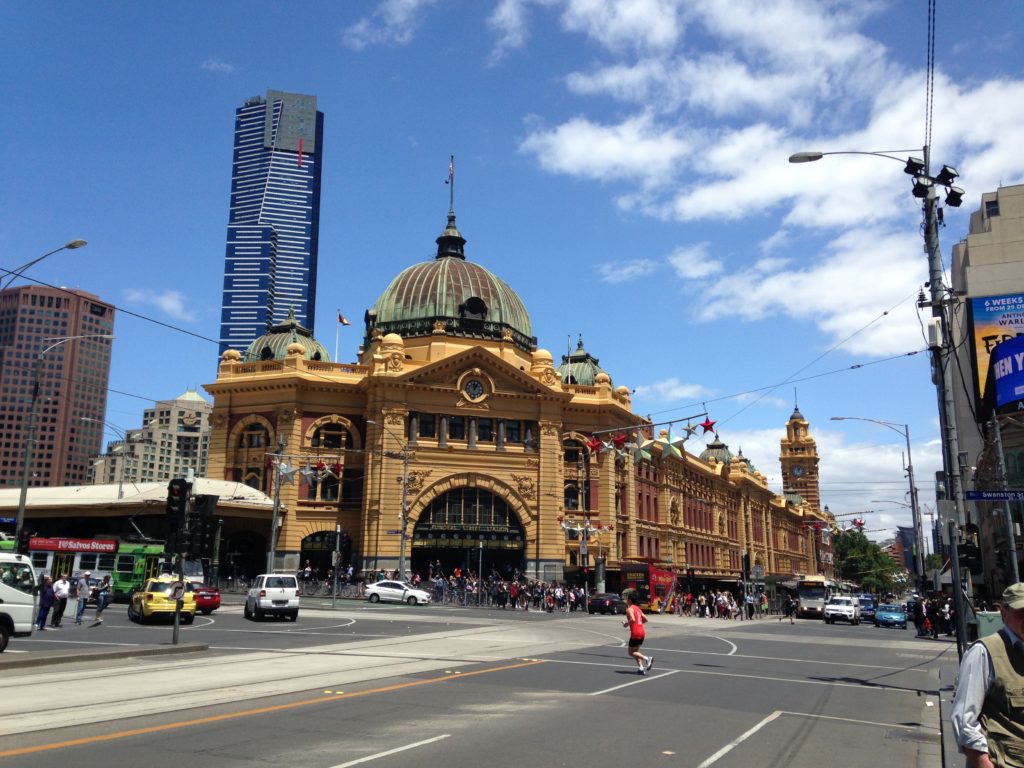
[74,571,93,625]
[951,582,1024,767]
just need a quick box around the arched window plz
[311,423,347,450]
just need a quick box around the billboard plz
[969,293,1024,407]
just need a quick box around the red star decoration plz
[612,433,628,449]
[587,437,603,453]
[699,417,716,434]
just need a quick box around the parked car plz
[823,596,861,624]
[874,603,908,629]
[244,574,300,621]
[193,584,221,614]
[856,593,876,622]
[128,575,196,624]
[588,592,627,615]
[365,580,432,605]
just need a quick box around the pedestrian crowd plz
[36,571,110,630]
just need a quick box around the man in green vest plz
[951,582,1024,768]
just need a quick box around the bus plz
[620,562,677,612]
[0,536,196,601]
[794,574,839,619]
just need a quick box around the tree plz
[833,530,905,595]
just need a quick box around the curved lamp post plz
[2,239,87,291]
[796,144,969,656]
[367,419,411,580]
[831,416,925,589]
[14,333,114,550]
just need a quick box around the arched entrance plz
[410,487,526,580]
[300,530,353,581]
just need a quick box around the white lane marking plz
[775,710,939,733]
[548,657,924,693]
[636,647,929,672]
[328,734,451,767]
[590,670,679,695]
[709,635,737,655]
[696,711,782,768]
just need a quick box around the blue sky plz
[3,1,1023,543]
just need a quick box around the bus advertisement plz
[621,562,677,611]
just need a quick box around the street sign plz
[170,581,185,600]
[385,529,402,535]
[966,490,1024,501]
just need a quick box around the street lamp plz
[2,239,87,291]
[367,419,411,581]
[794,145,969,655]
[831,416,925,589]
[14,333,114,551]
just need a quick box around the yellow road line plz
[0,659,545,759]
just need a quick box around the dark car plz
[856,593,876,622]
[588,592,627,615]
[194,584,221,614]
[874,603,908,629]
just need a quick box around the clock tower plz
[780,404,821,511]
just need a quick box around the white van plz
[0,552,38,651]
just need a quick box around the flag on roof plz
[338,312,351,326]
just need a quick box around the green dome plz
[364,210,536,352]
[699,434,734,464]
[245,308,330,363]
[557,336,608,386]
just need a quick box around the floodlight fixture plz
[945,186,965,208]
[912,176,933,199]
[904,157,926,176]
[934,165,959,186]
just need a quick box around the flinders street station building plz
[202,203,835,590]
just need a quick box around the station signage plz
[965,490,1024,502]
[28,537,118,553]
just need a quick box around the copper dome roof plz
[364,210,535,351]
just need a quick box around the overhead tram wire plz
[644,347,926,423]
[713,288,924,427]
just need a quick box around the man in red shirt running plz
[623,592,654,674]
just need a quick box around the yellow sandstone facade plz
[203,206,831,587]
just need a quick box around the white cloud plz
[561,0,686,54]
[200,58,234,74]
[596,258,659,283]
[696,227,927,355]
[342,0,439,50]
[666,242,722,280]
[519,112,692,187]
[124,289,190,321]
[633,376,711,402]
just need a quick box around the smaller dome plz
[595,372,611,385]
[286,342,305,357]
[245,308,331,363]
[557,336,609,386]
[699,434,734,464]
[222,349,242,362]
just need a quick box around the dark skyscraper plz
[219,90,323,356]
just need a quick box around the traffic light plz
[16,529,31,555]
[166,478,190,533]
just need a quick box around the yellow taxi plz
[127,575,196,624]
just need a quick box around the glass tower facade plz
[219,90,324,357]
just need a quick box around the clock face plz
[792,465,805,477]
[464,378,485,400]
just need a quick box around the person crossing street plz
[623,592,653,675]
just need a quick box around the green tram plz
[0,536,174,601]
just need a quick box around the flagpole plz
[335,310,340,362]
[449,154,455,213]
